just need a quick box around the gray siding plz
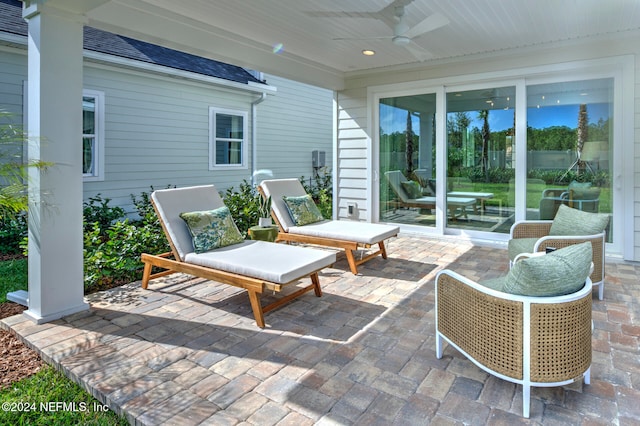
[83,62,256,213]
[255,74,333,182]
[1,45,334,216]
[0,48,24,118]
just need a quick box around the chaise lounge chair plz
[384,170,477,219]
[140,185,336,328]
[258,178,399,275]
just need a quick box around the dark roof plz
[0,0,265,86]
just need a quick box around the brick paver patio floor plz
[2,235,639,425]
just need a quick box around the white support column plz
[22,1,89,323]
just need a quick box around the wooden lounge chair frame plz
[258,179,399,274]
[140,185,335,328]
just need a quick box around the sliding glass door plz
[376,74,618,247]
[526,78,613,240]
[445,86,516,233]
[379,93,437,227]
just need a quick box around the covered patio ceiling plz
[75,0,640,90]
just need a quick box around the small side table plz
[248,225,279,242]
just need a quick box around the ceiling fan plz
[306,0,448,61]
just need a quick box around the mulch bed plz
[0,302,44,390]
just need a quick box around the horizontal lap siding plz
[336,88,370,220]
[0,49,25,119]
[0,50,26,188]
[1,47,336,216]
[84,64,255,214]
[255,74,333,181]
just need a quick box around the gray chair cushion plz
[259,178,307,232]
[287,220,399,245]
[184,240,336,284]
[152,185,226,261]
[549,204,609,236]
[568,181,600,200]
[507,237,539,261]
[478,277,507,292]
[501,241,592,297]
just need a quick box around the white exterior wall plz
[335,88,370,221]
[337,35,640,261]
[255,73,333,181]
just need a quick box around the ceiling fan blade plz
[332,36,392,41]
[404,12,449,39]
[303,11,383,20]
[404,43,434,62]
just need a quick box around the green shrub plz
[83,190,169,292]
[300,168,333,219]
[83,194,126,235]
[222,180,261,237]
[0,213,27,255]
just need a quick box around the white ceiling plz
[83,0,640,89]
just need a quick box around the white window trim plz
[209,106,248,170]
[82,89,105,182]
[22,83,105,182]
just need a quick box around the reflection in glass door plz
[526,78,613,241]
[379,93,437,227]
[377,76,617,245]
[445,86,516,233]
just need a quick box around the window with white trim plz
[209,107,247,169]
[82,89,105,181]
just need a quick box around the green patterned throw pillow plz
[283,194,324,226]
[180,206,244,253]
[401,180,422,199]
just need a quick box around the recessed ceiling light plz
[362,49,375,56]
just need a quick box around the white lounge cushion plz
[152,185,226,261]
[184,240,336,284]
[259,178,306,232]
[288,220,399,245]
[260,178,400,244]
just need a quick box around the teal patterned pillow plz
[401,180,422,199]
[179,206,244,253]
[283,194,324,226]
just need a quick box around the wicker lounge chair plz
[436,243,594,418]
[258,178,399,274]
[384,170,477,219]
[140,185,336,328]
[508,204,608,300]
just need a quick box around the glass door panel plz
[379,93,437,227]
[526,78,613,241]
[445,86,516,233]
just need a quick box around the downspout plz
[251,92,268,186]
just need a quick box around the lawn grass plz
[0,365,128,425]
[0,259,127,424]
[0,258,27,303]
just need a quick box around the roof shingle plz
[0,0,265,86]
